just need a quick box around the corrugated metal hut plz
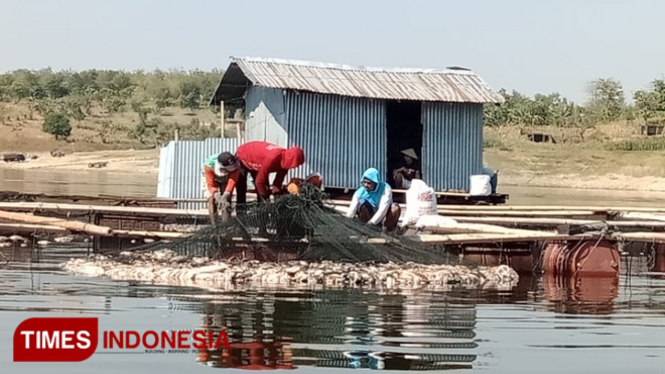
[210,56,504,193]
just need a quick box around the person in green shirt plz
[202,152,241,225]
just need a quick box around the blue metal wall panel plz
[156,138,242,210]
[284,92,387,189]
[244,86,288,148]
[421,102,484,192]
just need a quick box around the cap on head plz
[218,152,239,172]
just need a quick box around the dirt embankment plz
[496,172,665,192]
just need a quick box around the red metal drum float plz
[541,239,620,277]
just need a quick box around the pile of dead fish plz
[0,234,81,248]
[60,249,520,291]
[0,235,29,248]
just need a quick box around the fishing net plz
[121,183,459,265]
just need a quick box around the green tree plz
[652,79,665,112]
[42,113,72,140]
[154,86,172,113]
[633,79,665,122]
[178,81,201,112]
[587,78,625,122]
[44,74,70,98]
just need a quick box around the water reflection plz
[2,245,665,373]
[187,290,478,371]
[543,275,619,315]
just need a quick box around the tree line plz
[484,77,665,128]
[0,68,224,141]
[3,67,664,142]
[0,68,223,111]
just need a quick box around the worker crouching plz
[346,168,401,233]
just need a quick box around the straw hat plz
[401,148,418,160]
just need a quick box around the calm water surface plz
[0,169,664,372]
[0,246,663,373]
[0,168,156,197]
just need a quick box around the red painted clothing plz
[235,141,305,198]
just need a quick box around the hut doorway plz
[385,100,423,189]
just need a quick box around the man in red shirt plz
[234,140,305,203]
[219,141,304,237]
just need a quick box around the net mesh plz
[121,183,459,265]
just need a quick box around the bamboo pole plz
[113,230,188,239]
[437,210,606,217]
[410,233,594,245]
[327,198,665,214]
[220,101,225,138]
[445,216,665,229]
[618,212,665,222]
[318,202,664,231]
[406,204,665,213]
[613,232,665,244]
[327,199,610,217]
[0,223,70,234]
[419,222,558,236]
[0,202,209,217]
[0,210,113,236]
[111,230,309,243]
[447,216,600,226]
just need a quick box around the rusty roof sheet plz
[218,56,504,104]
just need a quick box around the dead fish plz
[57,252,520,291]
[54,235,74,243]
[285,266,300,275]
[9,235,24,242]
[37,240,49,246]
[0,236,9,242]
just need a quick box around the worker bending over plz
[234,140,305,203]
[202,152,241,225]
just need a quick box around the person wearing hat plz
[392,148,421,189]
[202,151,241,225]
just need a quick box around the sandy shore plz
[0,149,160,174]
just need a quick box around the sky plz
[1,0,664,104]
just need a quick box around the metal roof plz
[210,56,504,105]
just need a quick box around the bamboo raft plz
[2,198,665,244]
[2,192,665,274]
[0,200,665,244]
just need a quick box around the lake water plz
[0,168,157,197]
[1,169,665,373]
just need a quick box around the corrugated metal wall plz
[156,138,242,209]
[156,142,174,198]
[156,91,485,204]
[284,92,387,189]
[421,102,484,191]
[245,86,288,147]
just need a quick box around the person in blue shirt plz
[345,167,401,232]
